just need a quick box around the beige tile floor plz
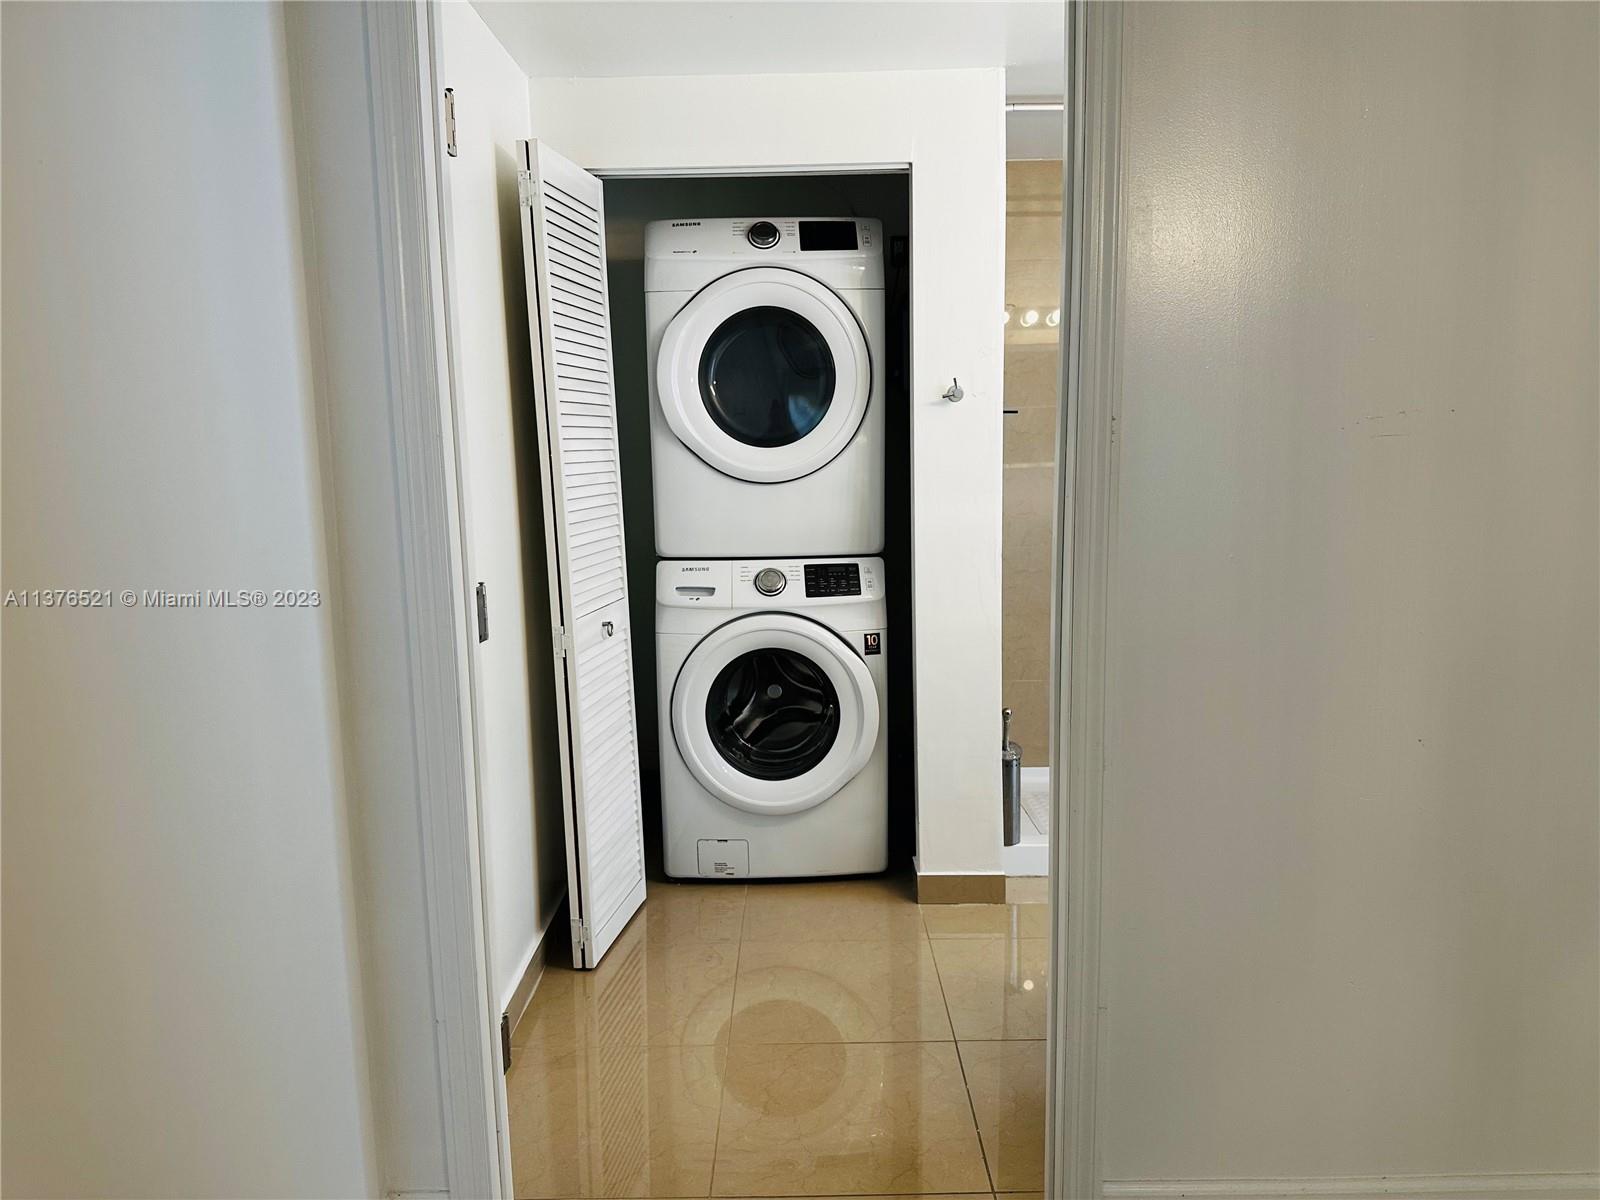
[507,875,1048,1199]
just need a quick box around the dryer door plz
[656,267,872,483]
[672,613,879,815]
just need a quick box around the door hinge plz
[518,169,536,208]
[443,87,457,158]
[475,581,488,643]
[553,625,572,658]
[570,917,589,953]
[499,1011,511,1074]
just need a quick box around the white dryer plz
[656,557,888,879]
[646,218,885,557]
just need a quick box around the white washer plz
[657,557,888,879]
[646,217,885,557]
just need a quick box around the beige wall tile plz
[1001,681,1050,769]
[1003,465,1054,566]
[1006,159,1064,212]
[1003,456,1055,766]
[1002,343,1061,409]
[1002,620,1050,697]
[1005,214,1063,259]
[1002,161,1064,773]
[1003,327,1062,354]
[1003,466,1055,603]
[1003,257,1063,308]
[1002,572,1052,682]
[1003,404,1058,467]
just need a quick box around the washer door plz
[672,613,879,815]
[657,267,871,483]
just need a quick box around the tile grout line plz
[523,885,1023,1199]
[528,1196,1012,1199]
[704,891,751,1199]
[924,903,998,1195]
[534,1036,1043,1050]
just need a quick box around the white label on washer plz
[697,839,750,877]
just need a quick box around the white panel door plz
[517,139,645,969]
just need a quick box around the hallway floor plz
[506,876,1048,1199]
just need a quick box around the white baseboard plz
[1102,1173,1600,1200]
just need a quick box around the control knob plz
[746,220,780,249]
[753,567,787,596]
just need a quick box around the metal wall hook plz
[942,377,964,403]
[601,620,615,637]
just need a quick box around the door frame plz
[336,2,1122,1193]
[1047,2,1124,1198]
[287,2,508,1195]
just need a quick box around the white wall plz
[1095,1,1598,1189]
[441,0,568,1019]
[527,68,1008,875]
[0,3,378,1196]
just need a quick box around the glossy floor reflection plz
[506,877,1048,1198]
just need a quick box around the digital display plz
[798,221,858,252]
[804,562,862,597]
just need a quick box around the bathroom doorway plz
[1001,158,1064,880]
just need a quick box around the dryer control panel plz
[658,558,883,608]
[644,218,886,292]
[645,217,881,259]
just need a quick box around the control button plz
[753,567,787,596]
[746,221,780,249]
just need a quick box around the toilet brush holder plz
[1001,707,1022,847]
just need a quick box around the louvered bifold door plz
[517,140,645,969]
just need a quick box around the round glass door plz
[657,268,871,484]
[699,307,837,448]
[671,614,878,815]
[705,646,841,780]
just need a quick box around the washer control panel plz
[803,562,861,598]
[659,559,883,608]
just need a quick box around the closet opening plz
[596,170,917,879]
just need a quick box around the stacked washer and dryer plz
[646,217,889,879]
